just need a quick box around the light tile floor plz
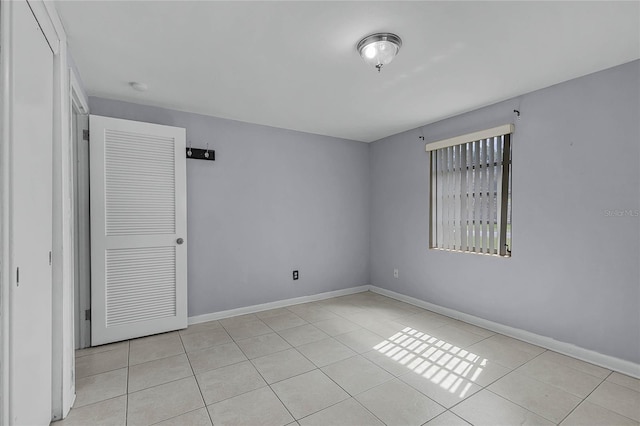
[55,291,640,426]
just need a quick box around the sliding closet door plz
[9,1,54,424]
[90,115,187,345]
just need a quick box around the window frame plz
[426,125,513,257]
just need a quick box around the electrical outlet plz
[393,268,399,278]
[293,270,299,280]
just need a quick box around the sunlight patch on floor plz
[374,326,485,398]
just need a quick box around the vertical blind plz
[426,125,513,256]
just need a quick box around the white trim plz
[70,66,89,354]
[425,124,514,152]
[24,0,75,420]
[369,285,640,379]
[70,69,89,115]
[187,283,640,378]
[25,1,59,54]
[0,2,14,425]
[188,286,370,325]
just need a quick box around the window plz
[426,124,513,257]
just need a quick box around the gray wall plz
[90,60,639,363]
[89,98,370,316]
[370,60,640,363]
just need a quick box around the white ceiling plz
[56,1,639,142]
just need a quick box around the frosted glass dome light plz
[357,33,402,72]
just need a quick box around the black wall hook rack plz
[186,147,215,161]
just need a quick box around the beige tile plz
[236,332,292,359]
[462,358,511,387]
[334,329,385,353]
[75,368,128,408]
[277,324,330,347]
[399,344,509,387]
[261,312,308,331]
[536,351,610,379]
[75,341,129,358]
[316,301,364,318]
[196,360,266,405]
[518,355,602,397]
[428,325,487,348]
[451,390,553,426]
[252,348,315,384]
[396,312,451,332]
[187,342,247,374]
[180,328,232,352]
[356,379,444,426]
[296,338,356,367]
[448,320,495,338]
[425,411,472,426]
[56,395,126,426]
[224,319,273,340]
[587,380,640,421]
[362,348,414,376]
[607,372,640,392]
[219,313,260,328]
[271,370,350,419]
[321,355,393,395]
[128,354,193,393]
[255,308,291,319]
[127,377,204,426]
[207,387,293,426]
[312,318,361,336]
[488,371,582,423]
[75,346,128,379]
[287,305,339,323]
[386,300,423,315]
[406,346,511,388]
[561,401,639,426]
[179,320,222,337]
[488,334,545,356]
[361,305,417,321]
[466,336,542,369]
[400,368,482,409]
[129,332,185,366]
[153,408,212,426]
[298,398,384,426]
[358,318,407,339]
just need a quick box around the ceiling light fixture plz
[356,32,402,73]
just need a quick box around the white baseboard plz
[369,285,640,379]
[188,283,639,378]
[188,285,370,325]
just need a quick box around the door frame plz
[70,69,90,350]
[0,2,13,424]
[0,1,75,423]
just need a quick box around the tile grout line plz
[442,348,545,419]
[229,329,299,424]
[177,330,214,426]
[481,388,558,424]
[77,293,633,426]
[472,349,575,424]
[555,370,636,425]
[221,300,390,423]
[329,298,517,424]
[483,347,621,425]
[126,340,130,425]
[147,407,207,426]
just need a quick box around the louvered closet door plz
[90,115,187,345]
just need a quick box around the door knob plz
[176,238,184,245]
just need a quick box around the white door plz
[10,1,54,424]
[90,116,187,345]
